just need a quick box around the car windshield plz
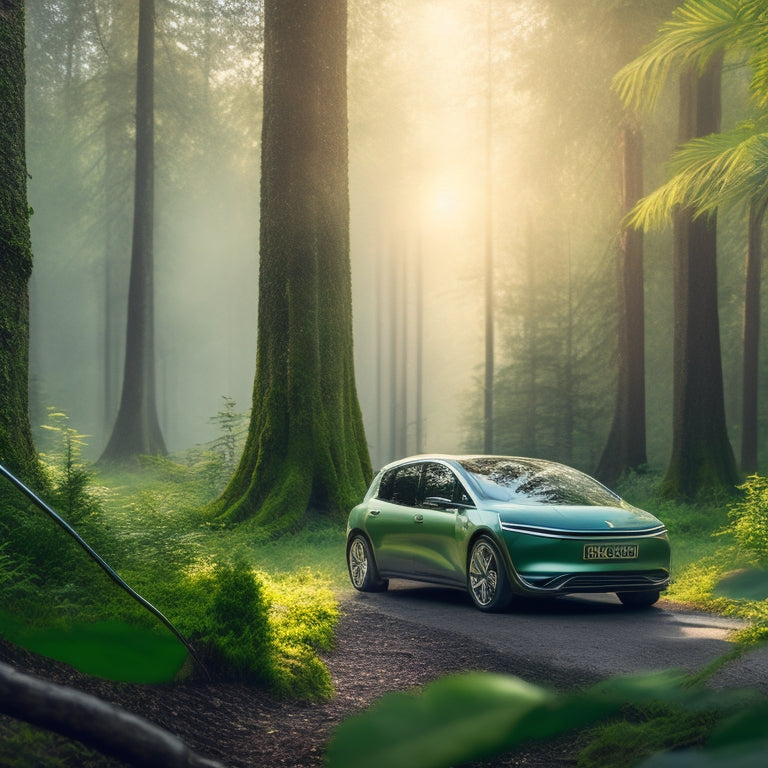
[458,458,621,506]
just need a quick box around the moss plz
[0,3,42,486]
[209,0,370,536]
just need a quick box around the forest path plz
[352,579,744,682]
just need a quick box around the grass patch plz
[576,703,719,768]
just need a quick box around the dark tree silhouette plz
[740,200,766,474]
[661,57,739,499]
[0,1,42,484]
[100,0,166,462]
[596,124,647,486]
[211,0,371,531]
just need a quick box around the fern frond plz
[613,0,763,112]
[625,121,768,229]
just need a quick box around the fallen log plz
[0,661,225,768]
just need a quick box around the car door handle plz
[414,514,424,524]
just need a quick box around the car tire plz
[467,535,512,612]
[347,535,389,593]
[617,590,660,608]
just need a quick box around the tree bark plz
[211,0,371,531]
[740,201,765,474]
[596,124,647,486]
[661,56,740,499]
[0,1,42,485]
[100,0,166,462]
[0,662,224,768]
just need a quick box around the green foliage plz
[38,408,108,525]
[1,402,341,697]
[578,705,719,768]
[614,0,768,227]
[326,670,704,768]
[263,570,338,699]
[725,475,768,565]
[179,561,275,683]
[326,664,768,768]
[173,561,338,697]
[0,719,120,768]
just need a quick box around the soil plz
[1,596,589,768]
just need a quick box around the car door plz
[409,462,468,585]
[365,462,423,576]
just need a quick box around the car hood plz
[493,502,665,534]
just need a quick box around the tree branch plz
[0,661,226,768]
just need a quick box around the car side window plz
[377,469,396,501]
[420,462,457,505]
[454,482,473,506]
[390,463,422,507]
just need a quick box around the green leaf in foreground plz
[325,670,690,768]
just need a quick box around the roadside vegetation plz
[3,411,768,767]
[0,406,345,699]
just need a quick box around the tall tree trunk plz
[521,212,538,456]
[596,124,647,486]
[100,0,166,462]
[211,0,371,531]
[661,56,739,499]
[0,1,42,485]
[740,201,766,474]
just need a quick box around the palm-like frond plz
[625,121,768,229]
[613,0,766,112]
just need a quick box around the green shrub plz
[725,475,768,566]
[38,409,108,525]
[181,561,275,683]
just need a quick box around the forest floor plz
[0,595,590,768]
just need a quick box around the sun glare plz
[428,180,464,221]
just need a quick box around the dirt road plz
[353,579,745,682]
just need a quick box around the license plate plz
[583,543,638,561]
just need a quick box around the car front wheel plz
[347,535,388,593]
[467,536,512,612]
[617,590,660,608]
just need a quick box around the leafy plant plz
[725,475,768,565]
[38,408,108,524]
[178,560,274,683]
[325,667,768,768]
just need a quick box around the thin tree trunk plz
[740,201,766,474]
[662,56,739,499]
[522,212,538,456]
[100,0,166,462]
[596,124,647,486]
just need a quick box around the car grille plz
[500,522,667,538]
[520,570,670,592]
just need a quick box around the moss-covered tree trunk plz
[661,58,740,499]
[596,124,647,486]
[99,0,166,462]
[211,0,371,531]
[0,2,41,484]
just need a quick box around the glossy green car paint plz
[346,455,671,611]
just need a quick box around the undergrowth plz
[575,471,768,767]
[0,403,342,701]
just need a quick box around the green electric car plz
[346,455,670,612]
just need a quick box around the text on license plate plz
[583,543,638,560]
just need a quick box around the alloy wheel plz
[348,537,369,589]
[469,540,499,607]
